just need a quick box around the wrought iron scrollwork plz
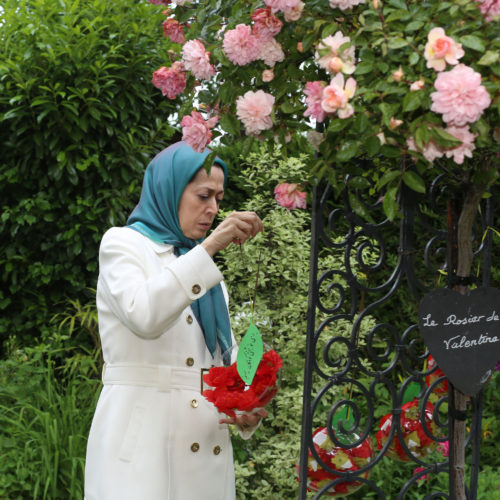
[298,176,495,499]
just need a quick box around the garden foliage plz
[0,0,178,345]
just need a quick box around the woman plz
[85,142,265,500]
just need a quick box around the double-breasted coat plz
[84,227,241,500]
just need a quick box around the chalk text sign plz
[418,287,500,396]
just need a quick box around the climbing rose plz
[315,32,356,75]
[430,64,491,126]
[444,126,477,165]
[264,0,303,13]
[259,38,285,67]
[236,90,275,135]
[407,136,444,163]
[304,81,327,122]
[182,40,215,80]
[152,62,186,99]
[274,183,307,209]
[475,0,500,21]
[162,19,185,44]
[222,24,260,66]
[321,73,357,119]
[424,28,464,72]
[329,0,366,10]
[251,7,283,40]
[180,111,218,153]
[283,1,304,21]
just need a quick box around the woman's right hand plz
[201,211,263,257]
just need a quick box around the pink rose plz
[262,69,275,82]
[393,67,404,82]
[410,79,425,91]
[162,19,185,44]
[180,111,218,153]
[304,81,327,122]
[430,64,491,126]
[321,73,357,119]
[152,62,186,99]
[223,24,261,66]
[444,126,477,165]
[475,0,500,21]
[407,136,444,163]
[329,0,366,10]
[424,27,464,72]
[437,440,450,458]
[258,38,285,67]
[251,7,283,40]
[264,0,302,13]
[236,90,275,135]
[315,31,356,75]
[274,183,307,209]
[283,1,304,21]
[182,40,216,80]
[389,117,403,129]
[413,467,428,483]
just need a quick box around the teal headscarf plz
[127,141,232,359]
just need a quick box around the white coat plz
[84,227,242,500]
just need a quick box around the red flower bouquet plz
[376,399,437,461]
[202,349,282,418]
[425,354,448,395]
[299,427,374,497]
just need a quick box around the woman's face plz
[178,165,225,240]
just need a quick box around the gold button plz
[192,284,201,294]
[213,445,221,455]
[190,399,198,408]
[186,315,193,324]
[186,357,194,367]
[191,442,200,452]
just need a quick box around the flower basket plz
[202,349,282,418]
[376,399,438,462]
[299,427,374,497]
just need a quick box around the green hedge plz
[0,0,179,345]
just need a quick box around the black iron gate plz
[298,176,496,499]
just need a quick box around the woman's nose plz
[206,197,218,214]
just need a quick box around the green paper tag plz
[237,323,264,385]
[331,406,355,432]
[402,382,421,404]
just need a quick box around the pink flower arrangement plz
[152,62,186,99]
[264,0,303,13]
[443,126,477,164]
[304,81,327,122]
[182,39,216,80]
[430,64,491,126]
[322,73,357,119]
[258,38,285,67]
[222,24,261,66]
[180,111,219,153]
[274,183,307,209]
[424,28,464,72]
[162,19,186,44]
[475,0,500,21]
[236,90,275,135]
[315,31,356,75]
[251,7,283,41]
[329,0,366,10]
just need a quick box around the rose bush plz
[146,0,499,216]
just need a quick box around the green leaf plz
[460,35,486,52]
[478,51,499,66]
[429,127,462,147]
[348,191,375,223]
[365,135,381,156]
[415,126,430,150]
[402,91,423,112]
[349,176,371,190]
[409,52,420,66]
[203,151,217,173]
[336,141,359,162]
[328,119,349,133]
[383,186,398,221]
[280,101,297,114]
[354,61,373,75]
[387,37,408,50]
[402,171,426,193]
[377,169,400,189]
[405,21,424,32]
[219,114,240,135]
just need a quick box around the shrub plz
[0,0,179,346]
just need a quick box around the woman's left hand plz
[219,408,268,430]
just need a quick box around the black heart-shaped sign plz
[418,287,500,396]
